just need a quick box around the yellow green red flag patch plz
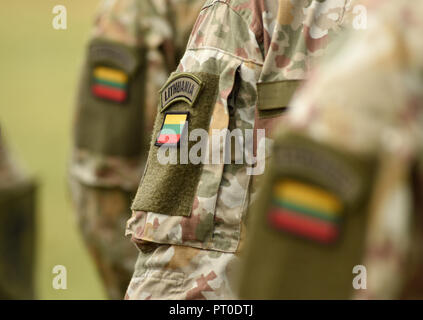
[268,179,343,244]
[92,66,128,103]
[155,112,189,146]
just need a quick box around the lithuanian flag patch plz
[92,66,128,103]
[155,112,189,146]
[268,180,343,244]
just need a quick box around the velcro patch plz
[160,73,203,112]
[268,179,343,244]
[91,66,128,103]
[155,112,189,146]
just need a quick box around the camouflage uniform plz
[125,0,357,299]
[69,0,204,299]
[0,131,36,299]
[238,0,423,299]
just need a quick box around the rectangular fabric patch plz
[131,72,220,217]
[92,66,128,102]
[155,112,189,146]
[268,180,343,244]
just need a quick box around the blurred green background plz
[1,1,107,299]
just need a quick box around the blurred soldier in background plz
[69,0,204,299]
[125,0,358,299]
[238,0,423,299]
[0,130,36,299]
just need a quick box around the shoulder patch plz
[155,112,189,147]
[160,73,203,112]
[267,133,377,245]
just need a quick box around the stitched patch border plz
[159,73,203,112]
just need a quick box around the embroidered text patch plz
[160,73,202,112]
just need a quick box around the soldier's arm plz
[67,0,151,299]
[125,0,268,299]
[69,0,150,191]
[284,2,423,299]
[239,0,423,299]
[68,0,207,299]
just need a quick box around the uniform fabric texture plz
[75,39,147,157]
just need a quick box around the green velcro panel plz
[238,133,377,299]
[0,180,37,299]
[74,39,147,157]
[257,80,301,118]
[131,72,220,217]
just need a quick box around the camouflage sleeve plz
[69,0,149,190]
[259,0,423,299]
[125,0,269,299]
[68,0,207,300]
[128,0,265,251]
[67,0,153,299]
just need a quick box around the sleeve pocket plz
[74,39,147,157]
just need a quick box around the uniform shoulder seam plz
[200,0,251,33]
